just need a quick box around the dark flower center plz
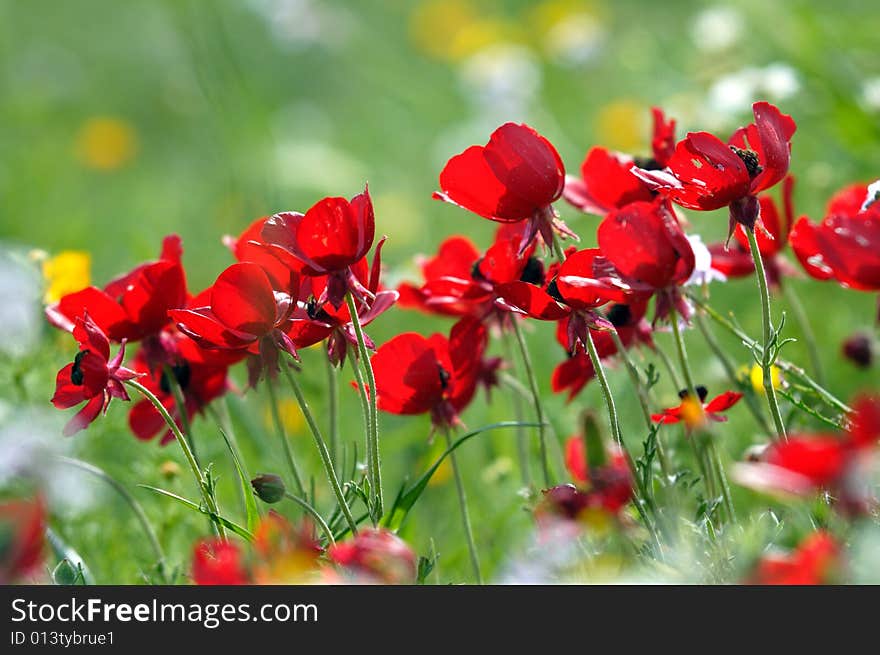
[306,297,331,322]
[633,156,662,171]
[606,303,632,328]
[519,257,544,285]
[546,277,564,303]
[160,362,192,393]
[470,258,487,282]
[437,364,451,390]
[70,350,89,386]
[730,146,763,179]
[678,385,708,403]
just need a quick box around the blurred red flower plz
[328,528,417,584]
[192,538,249,585]
[750,531,840,585]
[652,386,743,427]
[0,497,46,584]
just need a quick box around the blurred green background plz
[1,0,878,583]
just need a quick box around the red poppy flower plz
[433,122,573,253]
[551,301,652,401]
[733,395,880,514]
[633,102,796,236]
[251,512,323,583]
[261,187,375,308]
[328,527,417,584]
[496,248,628,355]
[51,315,141,436]
[46,235,188,343]
[127,329,235,445]
[0,497,46,584]
[170,263,300,385]
[398,224,541,325]
[651,386,743,427]
[749,531,839,585]
[290,238,397,366]
[597,199,695,321]
[192,538,249,585]
[708,176,799,289]
[564,107,676,216]
[370,317,487,428]
[790,182,880,292]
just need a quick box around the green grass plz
[1,0,878,583]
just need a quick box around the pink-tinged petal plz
[705,391,743,413]
[170,308,257,350]
[210,263,276,335]
[63,394,105,437]
[731,462,818,497]
[748,102,797,194]
[436,123,564,222]
[494,281,570,320]
[358,290,398,326]
[563,148,653,216]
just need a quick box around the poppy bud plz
[842,332,873,369]
[251,473,286,504]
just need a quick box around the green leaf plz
[385,421,541,530]
[46,528,94,585]
[139,485,254,541]
[217,423,260,533]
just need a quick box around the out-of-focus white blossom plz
[459,44,541,119]
[686,234,727,287]
[248,0,352,50]
[861,179,880,211]
[859,77,880,112]
[706,63,800,118]
[0,248,42,357]
[690,6,744,52]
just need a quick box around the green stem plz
[502,331,532,489]
[510,317,551,486]
[56,456,167,580]
[689,293,853,415]
[345,293,383,519]
[444,429,483,584]
[280,363,358,535]
[348,353,373,494]
[609,330,671,478]
[265,373,306,496]
[325,349,340,467]
[746,227,788,441]
[782,282,826,387]
[124,379,225,539]
[654,342,683,391]
[162,364,198,468]
[693,308,773,435]
[284,492,335,546]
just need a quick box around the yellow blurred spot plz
[680,396,707,430]
[75,117,138,171]
[409,0,516,61]
[749,364,781,395]
[423,440,453,487]
[41,251,90,303]
[578,506,614,534]
[264,398,304,435]
[159,461,181,480]
[528,0,605,62]
[595,100,646,153]
[481,456,513,484]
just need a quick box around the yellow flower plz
[749,364,782,394]
[679,395,707,430]
[595,100,647,153]
[41,251,90,303]
[264,398,304,434]
[409,0,516,61]
[75,117,138,171]
[159,461,181,480]
[423,440,453,487]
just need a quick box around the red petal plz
[73,315,111,361]
[704,391,743,414]
[651,107,676,166]
[747,102,796,194]
[63,394,105,437]
[47,286,132,341]
[495,281,570,320]
[564,436,589,484]
[556,248,627,309]
[789,217,835,281]
[563,147,653,216]
[192,539,248,585]
[849,394,880,448]
[551,352,595,402]
[707,242,754,277]
[170,308,257,350]
[765,436,848,487]
[210,263,277,335]
[371,333,444,415]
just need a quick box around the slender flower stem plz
[281,363,358,535]
[348,354,373,491]
[688,293,853,415]
[609,330,671,477]
[124,379,226,539]
[782,282,826,387]
[746,227,788,441]
[502,331,532,489]
[56,456,167,580]
[162,365,199,468]
[265,373,306,496]
[654,343,683,390]
[284,492,335,546]
[510,317,551,486]
[345,293,383,519]
[325,349,340,467]
[444,429,483,584]
[669,315,734,522]
[709,441,736,523]
[693,309,773,435]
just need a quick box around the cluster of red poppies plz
[36,98,880,584]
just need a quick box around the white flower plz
[862,179,880,211]
[691,6,744,52]
[685,234,726,287]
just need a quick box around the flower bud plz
[842,332,873,369]
[251,473,286,504]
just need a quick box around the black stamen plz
[70,350,88,386]
[606,303,632,328]
[678,385,708,403]
[160,362,192,394]
[730,146,763,179]
[546,277,564,303]
[437,364,451,390]
[633,156,662,171]
[519,257,545,286]
[470,257,487,282]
